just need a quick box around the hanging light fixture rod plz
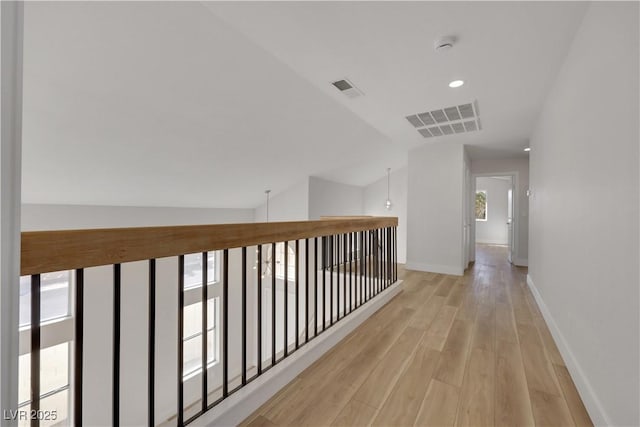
[265,190,271,222]
[385,168,392,210]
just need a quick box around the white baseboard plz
[405,261,463,276]
[513,257,528,267]
[476,239,508,245]
[526,274,610,426]
[193,280,404,427]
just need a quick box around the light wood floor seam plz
[241,245,593,427]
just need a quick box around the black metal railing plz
[20,219,398,426]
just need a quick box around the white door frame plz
[470,171,520,264]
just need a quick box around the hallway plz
[241,245,593,426]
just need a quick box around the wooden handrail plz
[21,217,398,275]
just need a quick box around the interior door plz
[507,185,514,263]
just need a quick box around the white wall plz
[363,167,407,263]
[471,157,529,265]
[254,178,309,222]
[308,176,364,220]
[406,142,464,275]
[475,177,510,245]
[22,204,254,230]
[528,3,639,425]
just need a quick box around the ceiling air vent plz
[332,78,363,99]
[405,100,481,139]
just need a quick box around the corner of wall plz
[525,274,610,426]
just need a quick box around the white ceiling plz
[207,1,587,158]
[22,1,587,208]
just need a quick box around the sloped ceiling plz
[22,1,404,208]
[22,1,587,208]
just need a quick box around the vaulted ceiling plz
[22,1,587,208]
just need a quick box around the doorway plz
[473,175,515,263]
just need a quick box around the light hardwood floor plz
[241,244,592,426]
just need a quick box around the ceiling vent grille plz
[405,101,481,139]
[332,78,363,99]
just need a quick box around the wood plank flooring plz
[241,244,593,426]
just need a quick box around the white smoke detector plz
[434,36,456,52]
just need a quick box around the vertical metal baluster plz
[370,230,374,297]
[348,233,352,313]
[201,252,208,411]
[377,229,380,292]
[385,228,389,287]
[30,274,41,427]
[367,230,376,300]
[380,229,383,292]
[388,227,392,286]
[372,230,376,296]
[343,233,347,317]
[391,227,398,283]
[377,229,381,294]
[392,227,395,282]
[75,269,84,427]
[271,243,276,365]
[330,235,334,326]
[359,231,364,307]
[336,234,340,321]
[382,228,386,289]
[381,229,384,290]
[113,265,121,427]
[223,249,229,397]
[242,247,247,386]
[177,257,184,426]
[385,228,388,288]
[383,227,391,288]
[395,227,398,281]
[322,237,326,331]
[386,227,389,286]
[382,229,385,289]
[314,238,318,337]
[388,228,391,285]
[257,246,262,375]
[378,229,382,293]
[391,227,394,282]
[367,231,371,301]
[147,262,154,427]
[284,241,288,358]
[305,239,309,343]
[295,240,300,350]
[363,231,367,303]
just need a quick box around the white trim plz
[476,239,509,245]
[526,274,610,426]
[192,279,404,427]
[471,171,520,266]
[512,257,528,267]
[18,317,73,356]
[1,2,24,421]
[405,261,463,276]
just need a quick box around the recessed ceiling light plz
[524,147,531,152]
[449,80,464,88]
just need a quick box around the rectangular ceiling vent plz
[332,78,363,99]
[405,101,481,139]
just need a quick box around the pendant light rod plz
[265,190,271,222]
[385,168,392,210]
[387,168,391,199]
